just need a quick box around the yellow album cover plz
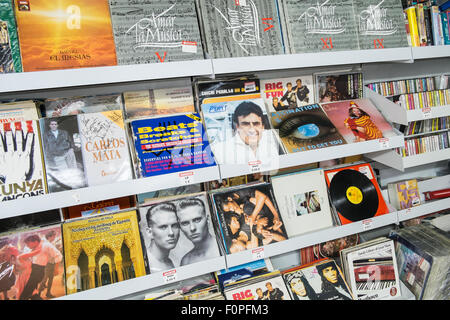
[14,0,117,72]
[62,210,146,295]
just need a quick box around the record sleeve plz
[321,98,396,143]
[108,0,204,65]
[315,72,364,103]
[279,0,360,54]
[0,101,40,122]
[387,179,421,210]
[40,111,133,193]
[271,169,334,238]
[353,0,409,49]
[260,75,315,112]
[123,78,195,120]
[15,0,117,72]
[62,210,147,295]
[0,209,61,235]
[270,103,347,153]
[0,0,22,73]
[196,0,285,58]
[130,112,216,178]
[138,192,221,274]
[0,224,65,300]
[282,259,354,300]
[0,120,47,202]
[43,94,123,118]
[224,271,291,300]
[210,182,288,254]
[201,92,284,168]
[137,183,203,205]
[324,163,389,225]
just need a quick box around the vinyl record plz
[329,169,379,222]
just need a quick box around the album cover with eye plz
[269,103,347,154]
[324,162,389,225]
[315,72,364,103]
[14,0,117,72]
[353,0,408,50]
[0,100,40,121]
[279,0,360,54]
[282,258,354,300]
[260,76,315,112]
[321,98,396,144]
[123,78,195,120]
[137,192,221,274]
[271,169,334,238]
[0,0,22,73]
[340,238,401,300]
[209,182,288,254]
[0,120,47,202]
[130,112,216,178]
[195,0,285,58]
[109,0,204,65]
[43,94,123,118]
[201,94,285,167]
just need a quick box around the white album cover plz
[271,168,333,237]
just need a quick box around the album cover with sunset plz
[14,0,117,72]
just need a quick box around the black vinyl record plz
[329,169,379,222]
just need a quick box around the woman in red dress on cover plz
[344,101,383,142]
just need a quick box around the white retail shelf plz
[365,88,450,125]
[366,148,450,171]
[220,134,405,179]
[0,59,213,93]
[225,212,398,269]
[56,256,226,300]
[0,165,220,218]
[397,197,450,223]
[411,45,450,60]
[212,47,413,75]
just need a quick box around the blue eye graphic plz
[278,114,335,144]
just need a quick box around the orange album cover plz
[324,163,389,225]
[14,0,117,72]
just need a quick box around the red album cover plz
[324,163,389,225]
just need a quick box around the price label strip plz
[182,41,198,54]
[422,107,432,119]
[378,138,390,149]
[362,219,373,231]
[248,160,262,174]
[252,247,265,260]
[162,269,178,284]
[179,171,194,185]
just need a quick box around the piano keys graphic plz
[352,257,396,296]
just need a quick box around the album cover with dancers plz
[321,98,396,144]
[324,163,389,225]
[210,182,288,254]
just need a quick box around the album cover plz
[321,98,396,143]
[137,183,203,205]
[0,209,61,235]
[0,0,22,73]
[130,112,216,178]
[270,103,347,154]
[43,94,123,118]
[123,79,195,120]
[210,182,288,254]
[201,95,284,167]
[196,0,285,58]
[315,72,364,103]
[138,192,221,274]
[353,0,408,49]
[342,238,401,300]
[14,0,117,72]
[0,120,47,202]
[40,111,132,193]
[260,76,315,112]
[109,0,204,65]
[282,259,354,300]
[62,210,147,295]
[279,0,360,54]
[324,163,389,225]
[271,169,334,238]
[0,224,65,300]
[61,195,136,220]
[224,271,291,300]
[0,101,40,121]
[387,179,421,210]
[207,172,268,191]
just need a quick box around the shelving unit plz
[1,45,449,300]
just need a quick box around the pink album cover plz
[321,99,395,144]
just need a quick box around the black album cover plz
[211,182,288,254]
[269,103,346,153]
